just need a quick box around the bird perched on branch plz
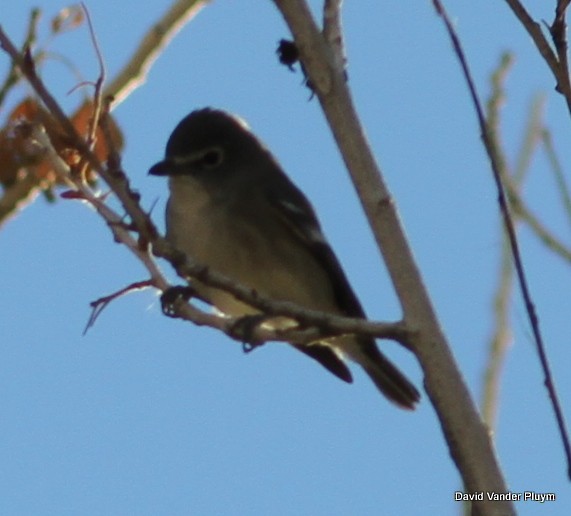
[149,108,419,409]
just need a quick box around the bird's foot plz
[229,314,269,353]
[160,285,196,317]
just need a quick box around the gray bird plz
[149,108,419,409]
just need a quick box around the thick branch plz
[152,237,412,345]
[273,0,513,511]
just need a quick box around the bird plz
[149,108,419,409]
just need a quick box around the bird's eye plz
[197,147,224,169]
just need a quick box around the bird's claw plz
[160,285,195,317]
[229,314,268,353]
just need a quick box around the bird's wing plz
[265,174,367,320]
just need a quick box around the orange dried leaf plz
[8,97,41,121]
[1,97,124,188]
[70,101,124,161]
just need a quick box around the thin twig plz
[484,238,515,431]
[503,174,571,263]
[433,0,571,481]
[492,94,571,264]
[482,70,546,431]
[481,52,516,432]
[485,52,513,179]
[0,173,43,228]
[542,126,571,229]
[84,280,153,334]
[513,94,545,182]
[80,3,105,156]
[0,25,420,350]
[551,0,571,101]
[503,0,571,116]
[0,1,206,229]
[103,0,210,107]
[0,9,43,229]
[0,8,40,106]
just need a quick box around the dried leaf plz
[0,97,124,188]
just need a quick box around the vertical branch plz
[513,95,546,182]
[484,238,514,431]
[503,0,571,116]
[433,0,571,481]
[482,67,545,429]
[273,1,514,512]
[541,127,571,228]
[481,52,516,431]
[0,8,40,106]
[323,0,345,73]
[80,2,106,150]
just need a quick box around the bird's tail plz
[358,342,420,410]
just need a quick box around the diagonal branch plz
[503,172,571,263]
[542,126,571,228]
[273,0,513,511]
[0,1,208,229]
[104,0,210,107]
[0,7,40,106]
[434,0,571,482]
[0,172,43,227]
[551,0,571,99]
[503,0,571,116]
[0,25,417,354]
[323,0,345,74]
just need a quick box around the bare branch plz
[542,126,571,228]
[485,52,513,180]
[323,0,345,74]
[84,280,153,334]
[433,0,571,482]
[484,237,515,431]
[503,173,571,263]
[551,0,571,101]
[104,0,210,107]
[274,0,513,509]
[481,52,517,432]
[0,26,420,354]
[503,0,571,115]
[0,173,43,228]
[0,9,43,228]
[80,2,105,159]
[490,92,571,264]
[0,7,40,106]
[482,64,547,432]
[513,94,545,181]
[0,1,206,229]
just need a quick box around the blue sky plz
[1,1,570,514]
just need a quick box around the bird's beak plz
[148,159,172,176]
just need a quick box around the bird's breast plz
[164,176,337,317]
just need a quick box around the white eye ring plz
[197,146,224,168]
